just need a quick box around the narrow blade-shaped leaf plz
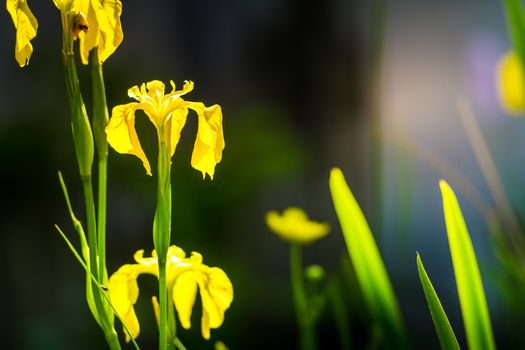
[440,180,495,350]
[329,167,407,347]
[416,253,460,350]
[503,0,525,65]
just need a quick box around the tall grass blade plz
[416,253,460,350]
[329,167,407,348]
[54,225,141,350]
[503,0,525,66]
[440,180,495,350]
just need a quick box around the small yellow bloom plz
[6,0,38,67]
[52,0,123,64]
[496,50,525,115]
[266,207,330,245]
[109,245,233,341]
[106,80,225,179]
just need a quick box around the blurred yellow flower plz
[106,80,224,179]
[6,0,38,67]
[52,0,123,64]
[109,245,233,341]
[266,207,330,245]
[496,50,525,115]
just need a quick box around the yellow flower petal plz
[7,0,38,67]
[172,271,199,330]
[189,103,225,180]
[108,264,141,342]
[106,102,152,175]
[73,0,123,64]
[166,107,189,157]
[94,0,123,63]
[108,80,224,177]
[79,2,99,64]
[151,296,160,328]
[110,245,233,341]
[497,50,525,115]
[197,267,234,339]
[266,207,330,244]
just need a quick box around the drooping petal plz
[79,2,99,64]
[95,0,123,63]
[166,107,189,157]
[106,102,152,175]
[172,271,199,330]
[197,267,234,339]
[7,0,38,67]
[108,264,141,342]
[266,207,330,244]
[188,103,225,180]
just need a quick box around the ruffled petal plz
[106,102,152,175]
[7,0,38,67]
[188,103,225,180]
[95,0,123,63]
[165,80,194,101]
[197,267,233,339]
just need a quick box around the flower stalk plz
[290,244,317,350]
[61,16,119,349]
[154,137,172,350]
[91,48,110,286]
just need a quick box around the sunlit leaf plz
[329,167,407,347]
[440,180,495,350]
[416,253,460,350]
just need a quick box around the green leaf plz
[54,225,141,350]
[329,167,407,347]
[440,180,495,350]
[416,253,460,350]
[503,0,525,66]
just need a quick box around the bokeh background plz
[2,0,525,349]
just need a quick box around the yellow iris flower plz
[496,50,525,115]
[106,80,225,179]
[52,0,123,64]
[266,207,330,245]
[6,0,38,67]
[109,245,233,341]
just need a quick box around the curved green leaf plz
[503,0,525,66]
[329,167,407,347]
[440,180,495,350]
[416,253,460,350]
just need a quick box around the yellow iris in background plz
[52,0,123,64]
[6,0,38,67]
[109,245,233,341]
[496,50,525,115]
[106,80,225,179]
[266,207,330,245]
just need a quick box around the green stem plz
[81,174,110,334]
[290,244,316,350]
[81,175,98,281]
[159,261,168,350]
[105,330,122,350]
[92,50,110,284]
[97,157,108,282]
[153,139,172,350]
